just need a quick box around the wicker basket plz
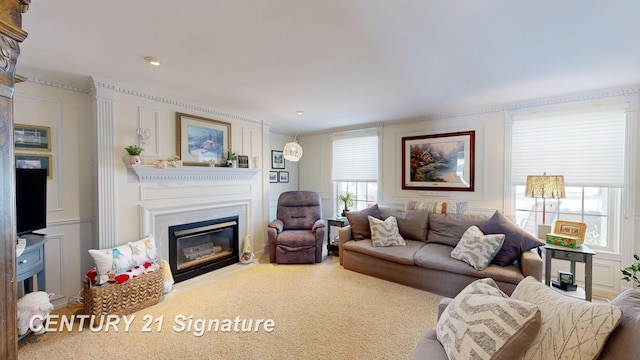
[83,268,164,316]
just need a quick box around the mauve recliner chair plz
[267,191,325,264]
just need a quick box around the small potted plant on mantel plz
[337,192,355,217]
[125,145,144,165]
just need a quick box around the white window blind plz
[512,110,626,187]
[332,134,378,182]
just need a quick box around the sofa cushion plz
[405,200,469,214]
[378,206,429,241]
[414,243,525,285]
[511,276,622,360]
[451,226,505,271]
[479,210,544,266]
[345,204,382,241]
[368,215,406,247]
[595,288,640,360]
[437,279,541,360]
[426,213,492,247]
[342,239,425,265]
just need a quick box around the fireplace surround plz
[169,216,239,283]
[141,201,250,281]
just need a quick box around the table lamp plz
[525,172,565,239]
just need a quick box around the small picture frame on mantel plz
[237,155,249,168]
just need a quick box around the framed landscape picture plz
[176,112,231,166]
[402,130,475,191]
[15,153,52,179]
[14,124,51,151]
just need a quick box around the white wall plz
[14,79,271,308]
[299,90,640,298]
[267,133,300,221]
[14,82,93,308]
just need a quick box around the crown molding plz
[23,75,268,128]
[25,76,91,93]
[305,84,640,136]
[22,75,640,136]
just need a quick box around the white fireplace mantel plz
[128,165,260,182]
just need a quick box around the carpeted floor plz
[18,254,441,360]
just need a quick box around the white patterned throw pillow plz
[368,215,406,247]
[437,281,541,360]
[451,226,505,270]
[511,276,622,360]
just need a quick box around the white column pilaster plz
[89,77,118,249]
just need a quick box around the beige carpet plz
[18,255,441,359]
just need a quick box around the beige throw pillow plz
[437,279,541,360]
[451,226,505,270]
[511,276,622,360]
[368,215,406,247]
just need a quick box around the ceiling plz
[16,1,640,135]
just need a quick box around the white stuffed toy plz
[17,291,54,336]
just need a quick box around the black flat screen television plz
[16,168,48,236]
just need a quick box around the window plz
[511,107,627,252]
[332,130,379,215]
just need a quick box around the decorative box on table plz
[545,220,587,248]
[546,233,582,248]
[83,268,164,316]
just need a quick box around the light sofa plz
[338,204,544,297]
[411,278,640,360]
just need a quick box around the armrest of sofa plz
[338,225,352,265]
[520,248,543,282]
[438,297,453,320]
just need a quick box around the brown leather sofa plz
[338,205,543,297]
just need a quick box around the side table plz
[16,234,47,341]
[544,243,595,301]
[327,217,348,255]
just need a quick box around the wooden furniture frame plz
[544,243,596,301]
[1,1,32,358]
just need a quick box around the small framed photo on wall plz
[272,150,285,169]
[15,153,52,179]
[269,171,278,183]
[278,171,289,183]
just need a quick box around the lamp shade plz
[283,140,303,162]
[525,173,566,199]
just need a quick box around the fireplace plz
[169,216,239,283]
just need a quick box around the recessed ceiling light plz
[144,56,161,66]
[296,110,304,116]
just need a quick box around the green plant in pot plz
[125,145,144,165]
[338,192,355,217]
[621,254,640,287]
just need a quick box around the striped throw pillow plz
[405,201,468,214]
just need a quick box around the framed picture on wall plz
[176,112,231,166]
[269,171,278,183]
[272,150,285,169]
[15,153,52,179]
[402,130,475,192]
[278,171,289,183]
[14,124,51,151]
